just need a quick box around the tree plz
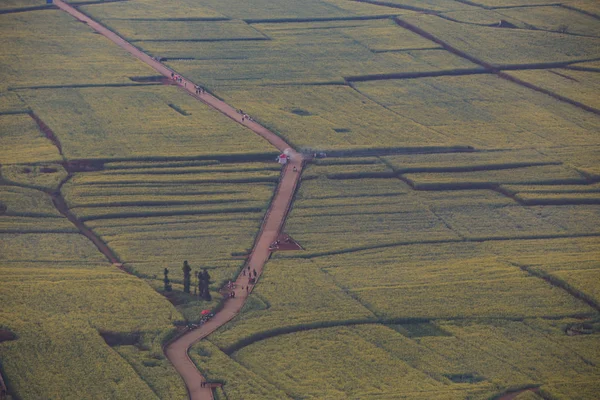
[182,260,191,294]
[198,268,211,301]
[163,268,172,292]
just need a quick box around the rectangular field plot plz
[62,166,275,284]
[104,19,267,42]
[354,75,600,149]
[0,0,45,10]
[0,10,154,90]
[149,19,479,87]
[80,0,227,20]
[284,173,460,255]
[401,14,600,66]
[507,69,600,110]
[0,263,184,400]
[0,183,76,234]
[0,114,61,165]
[403,164,586,189]
[264,18,439,52]
[231,325,499,399]
[438,320,599,383]
[210,259,374,350]
[382,149,554,172]
[0,233,105,263]
[357,0,480,12]
[353,275,591,319]
[19,85,274,159]
[190,341,290,400]
[161,0,360,20]
[539,145,600,179]
[496,5,600,37]
[0,186,62,218]
[216,85,449,150]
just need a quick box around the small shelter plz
[277,153,289,165]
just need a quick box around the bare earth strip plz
[53,1,304,399]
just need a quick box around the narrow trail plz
[53,1,305,399]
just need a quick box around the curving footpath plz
[53,1,304,399]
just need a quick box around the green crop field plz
[103,19,268,42]
[0,185,186,399]
[58,163,277,319]
[353,75,600,150]
[0,114,61,165]
[401,13,600,66]
[79,0,228,20]
[507,69,600,110]
[0,10,155,90]
[17,85,274,159]
[494,5,600,37]
[3,0,600,399]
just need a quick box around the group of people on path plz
[194,85,206,95]
[169,72,205,94]
[237,109,253,122]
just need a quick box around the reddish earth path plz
[54,1,304,399]
[165,159,302,399]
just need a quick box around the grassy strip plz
[10,83,161,90]
[79,207,264,222]
[131,37,271,43]
[344,68,487,82]
[307,145,475,158]
[326,171,396,179]
[244,15,395,24]
[393,161,561,174]
[222,317,431,355]
[104,160,220,170]
[515,264,600,313]
[0,5,55,14]
[55,152,279,164]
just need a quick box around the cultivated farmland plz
[2,0,600,399]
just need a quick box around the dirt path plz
[165,159,302,399]
[53,2,304,398]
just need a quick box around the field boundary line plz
[392,16,600,116]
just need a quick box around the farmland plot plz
[210,258,374,350]
[215,85,450,150]
[0,114,61,165]
[79,0,227,20]
[0,10,154,90]
[400,14,600,66]
[19,85,274,159]
[354,75,600,149]
[231,326,487,399]
[103,19,268,42]
[61,163,277,287]
[506,69,600,110]
[495,5,600,37]
[0,265,186,400]
[0,189,185,399]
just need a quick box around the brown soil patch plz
[63,159,104,173]
[99,330,141,347]
[0,329,17,343]
[269,233,303,251]
[497,387,540,400]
